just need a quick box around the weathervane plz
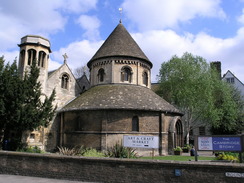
[119,8,123,23]
[63,53,68,64]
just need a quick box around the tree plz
[73,65,89,79]
[0,56,56,150]
[210,84,244,134]
[157,52,243,143]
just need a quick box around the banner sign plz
[123,135,159,149]
[197,136,242,152]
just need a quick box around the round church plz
[59,23,183,155]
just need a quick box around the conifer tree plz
[0,56,56,150]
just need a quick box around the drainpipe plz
[159,112,162,155]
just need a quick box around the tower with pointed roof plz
[59,23,183,155]
[88,23,152,88]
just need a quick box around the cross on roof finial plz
[63,53,68,64]
[119,8,123,23]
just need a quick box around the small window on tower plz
[61,74,69,89]
[38,51,46,68]
[121,66,132,82]
[142,71,148,86]
[27,49,36,65]
[98,68,105,82]
[20,50,25,65]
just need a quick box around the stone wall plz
[0,151,244,183]
[89,58,151,88]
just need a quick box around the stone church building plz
[18,23,183,155]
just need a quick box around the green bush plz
[57,146,105,157]
[105,142,137,158]
[18,146,44,154]
[215,152,239,162]
[57,146,86,156]
[173,146,182,151]
[82,148,105,157]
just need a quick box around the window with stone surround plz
[20,50,25,66]
[98,68,105,82]
[121,66,132,82]
[38,51,46,68]
[61,73,69,89]
[142,71,148,86]
[27,49,36,65]
[132,116,139,132]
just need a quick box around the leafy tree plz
[157,52,243,143]
[0,56,56,150]
[210,85,244,134]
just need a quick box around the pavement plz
[0,174,97,183]
[183,150,215,157]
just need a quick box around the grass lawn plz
[141,155,215,161]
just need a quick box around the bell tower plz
[18,35,51,93]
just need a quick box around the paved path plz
[182,150,215,157]
[0,174,97,183]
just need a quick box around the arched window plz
[61,74,69,89]
[27,49,36,65]
[121,66,132,82]
[142,71,148,86]
[98,68,105,82]
[132,116,139,132]
[175,120,183,147]
[38,51,46,68]
[20,50,25,67]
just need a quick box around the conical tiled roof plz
[87,23,152,67]
[61,84,183,115]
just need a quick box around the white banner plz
[123,135,159,149]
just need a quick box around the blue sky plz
[0,0,244,82]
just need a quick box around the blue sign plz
[198,136,243,152]
[212,137,242,151]
[175,169,182,177]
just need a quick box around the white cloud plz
[4,26,244,83]
[51,40,103,71]
[77,15,101,40]
[0,0,98,50]
[132,27,244,82]
[122,0,226,30]
[0,51,19,64]
[1,0,243,84]
[63,0,98,13]
[237,8,244,24]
